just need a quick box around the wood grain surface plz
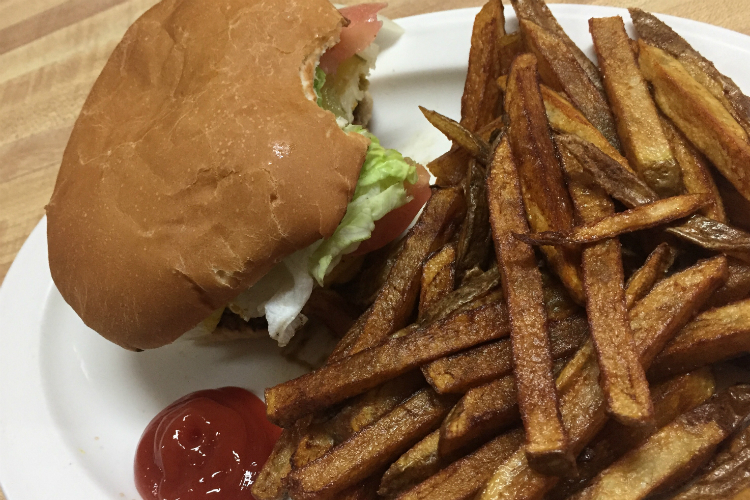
[0,0,747,497]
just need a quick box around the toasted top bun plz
[46,0,369,350]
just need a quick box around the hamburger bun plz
[46,0,370,350]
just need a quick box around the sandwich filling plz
[188,4,424,346]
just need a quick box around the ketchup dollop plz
[134,387,281,500]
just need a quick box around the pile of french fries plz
[253,1,750,498]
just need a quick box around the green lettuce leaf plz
[310,126,417,285]
[314,67,327,108]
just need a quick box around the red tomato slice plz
[354,163,432,256]
[319,3,386,74]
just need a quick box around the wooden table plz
[0,0,747,497]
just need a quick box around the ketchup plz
[134,387,281,500]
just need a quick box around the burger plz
[46,0,431,351]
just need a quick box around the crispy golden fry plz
[671,418,750,499]
[638,41,750,203]
[506,53,584,304]
[422,314,588,394]
[440,375,519,458]
[630,8,750,136]
[558,133,750,256]
[292,372,426,468]
[519,20,619,149]
[331,187,466,361]
[461,0,505,133]
[251,419,309,500]
[417,266,501,325]
[343,238,405,309]
[378,430,445,499]
[705,258,750,310]
[498,32,525,76]
[651,298,750,379]
[590,16,682,197]
[302,288,361,338]
[420,107,492,165]
[661,115,726,222]
[287,388,457,500]
[510,0,605,95]
[455,161,493,282]
[548,368,716,500]
[337,477,381,500]
[265,299,508,426]
[624,242,675,310]
[560,144,653,426]
[419,244,457,318]
[477,256,728,500]
[488,134,574,475]
[520,194,709,246]
[572,385,750,500]
[394,429,525,500]
[498,76,632,174]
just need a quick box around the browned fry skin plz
[650,298,750,380]
[251,418,309,500]
[624,242,676,310]
[461,0,505,133]
[590,16,682,197]
[455,160,494,282]
[330,187,466,361]
[337,476,381,500]
[510,0,605,96]
[420,107,492,165]
[715,171,750,231]
[286,388,457,500]
[265,299,508,426]
[629,8,750,136]
[670,415,750,499]
[422,314,588,394]
[505,53,585,304]
[704,257,750,310]
[498,32,525,76]
[416,266,501,326]
[559,145,653,426]
[660,115,727,222]
[520,193,709,246]
[419,244,457,319]
[499,76,632,174]
[378,430,444,499]
[548,368,716,500]
[394,429,525,500]
[571,385,750,500]
[638,41,750,203]
[477,256,728,500]
[519,19,620,150]
[487,134,574,475]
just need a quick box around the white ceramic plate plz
[1,5,750,499]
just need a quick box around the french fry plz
[651,298,750,379]
[670,417,750,499]
[422,314,588,394]
[498,76,632,174]
[571,385,750,500]
[510,0,605,96]
[461,0,505,133]
[624,242,676,310]
[519,19,620,149]
[420,107,492,165]
[439,358,570,459]
[265,299,508,426]
[559,143,653,426]
[287,387,457,500]
[661,115,726,222]
[419,244,457,318]
[519,194,709,246]
[498,32,525,76]
[331,187,466,361]
[455,160,493,282]
[638,41,750,203]
[394,429,525,500]
[378,430,444,499]
[488,134,574,475]
[251,419,309,500]
[590,16,682,197]
[705,257,750,310]
[541,269,580,321]
[338,477,381,500]
[630,8,750,136]
[715,172,750,231]
[505,53,584,304]
[477,256,728,500]
[548,368,716,500]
